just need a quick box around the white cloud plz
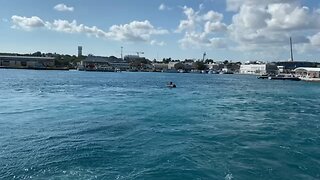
[176,6,198,32]
[11,15,168,44]
[150,40,166,46]
[176,6,227,49]
[227,1,320,54]
[309,32,320,46]
[11,15,45,30]
[209,38,228,48]
[266,4,318,30]
[106,20,168,42]
[159,3,171,11]
[54,3,74,12]
[159,3,166,11]
[226,0,299,12]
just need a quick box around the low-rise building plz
[205,62,219,70]
[240,63,278,75]
[0,55,55,69]
[168,62,179,70]
[80,55,130,71]
[80,56,114,71]
[152,63,168,71]
[275,61,319,72]
[109,62,130,71]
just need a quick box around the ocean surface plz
[0,69,320,180]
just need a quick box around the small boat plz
[268,74,301,81]
[299,77,320,82]
[208,70,218,74]
[166,82,176,88]
[167,84,176,88]
[257,74,273,79]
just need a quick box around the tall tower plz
[202,52,206,62]
[78,46,83,57]
[290,37,293,62]
[121,46,123,60]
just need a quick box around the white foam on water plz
[225,173,233,180]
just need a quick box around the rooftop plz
[0,55,55,60]
[294,67,320,72]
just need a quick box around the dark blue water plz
[1,69,320,180]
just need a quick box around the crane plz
[136,52,144,57]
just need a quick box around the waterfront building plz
[79,55,130,71]
[182,62,193,71]
[124,55,143,62]
[205,62,219,70]
[221,66,233,74]
[109,62,130,71]
[168,62,179,70]
[152,63,168,71]
[294,67,320,81]
[0,55,55,69]
[240,63,278,75]
[277,66,285,73]
[79,56,114,71]
[274,61,319,72]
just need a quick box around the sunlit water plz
[0,69,320,179]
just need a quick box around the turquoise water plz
[0,69,320,180]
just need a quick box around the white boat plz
[208,70,218,74]
[299,77,320,82]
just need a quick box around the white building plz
[240,64,278,75]
[205,62,219,70]
[152,63,168,71]
[168,62,179,69]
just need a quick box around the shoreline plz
[0,66,70,71]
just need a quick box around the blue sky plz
[1,0,320,61]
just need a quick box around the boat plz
[219,71,234,74]
[294,67,320,82]
[208,70,218,74]
[257,75,270,79]
[166,82,176,88]
[257,74,275,79]
[299,77,320,82]
[268,74,301,81]
[167,84,176,88]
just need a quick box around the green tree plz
[195,61,206,70]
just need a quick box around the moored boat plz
[268,74,301,81]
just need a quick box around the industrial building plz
[274,61,320,72]
[79,55,130,72]
[0,55,55,69]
